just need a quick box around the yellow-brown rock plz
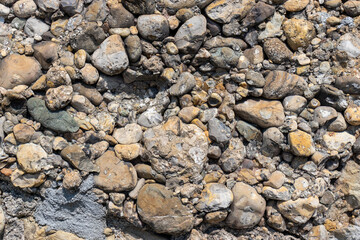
[284,0,309,12]
[344,105,360,125]
[13,124,35,143]
[283,18,316,51]
[288,130,315,157]
[114,143,142,161]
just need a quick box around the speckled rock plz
[278,197,319,224]
[282,18,316,51]
[137,14,169,41]
[288,130,315,157]
[196,183,233,212]
[45,85,73,111]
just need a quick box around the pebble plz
[169,72,196,96]
[283,18,316,51]
[344,104,360,125]
[137,14,169,41]
[322,131,356,151]
[208,118,231,143]
[13,0,37,18]
[63,169,82,190]
[33,41,58,70]
[277,197,319,224]
[13,124,35,143]
[263,38,293,64]
[283,95,307,114]
[60,144,99,172]
[284,0,309,12]
[17,143,48,173]
[234,99,285,128]
[91,35,129,76]
[226,182,266,229]
[288,130,315,157]
[45,85,73,111]
[112,123,142,145]
[94,151,137,192]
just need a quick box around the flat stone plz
[263,38,293,64]
[264,171,286,189]
[205,0,255,24]
[0,54,42,89]
[175,15,207,54]
[284,0,309,11]
[195,183,233,212]
[236,120,262,142]
[112,123,142,144]
[27,97,79,133]
[288,130,315,157]
[137,108,164,128]
[322,131,356,151]
[24,17,50,37]
[94,151,137,192]
[335,76,360,94]
[169,72,196,96]
[91,35,129,76]
[263,71,307,99]
[137,14,169,41]
[60,145,99,172]
[33,41,58,70]
[277,197,319,224]
[17,143,48,173]
[262,186,291,201]
[137,183,194,235]
[11,169,46,188]
[71,94,95,114]
[178,106,200,123]
[226,182,266,229]
[208,118,231,143]
[234,99,285,128]
[13,124,35,143]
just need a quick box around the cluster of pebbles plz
[1,0,360,239]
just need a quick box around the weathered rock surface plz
[137,183,194,235]
[234,99,285,128]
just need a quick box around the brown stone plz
[94,151,137,192]
[13,124,35,143]
[288,130,315,157]
[282,18,316,51]
[33,41,58,70]
[137,183,194,235]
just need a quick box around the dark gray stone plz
[208,118,231,143]
[27,97,79,133]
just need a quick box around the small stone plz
[33,41,58,70]
[11,169,46,188]
[258,12,284,40]
[205,0,255,24]
[242,2,275,27]
[17,143,48,173]
[73,83,103,106]
[344,1,360,16]
[262,186,291,201]
[344,104,360,126]
[236,120,262,142]
[328,113,347,132]
[24,17,50,37]
[71,95,95,114]
[283,18,316,51]
[283,95,307,114]
[288,130,315,157]
[0,54,42,89]
[124,35,142,63]
[122,0,156,15]
[277,197,319,224]
[314,106,338,126]
[264,171,285,189]
[137,109,163,128]
[337,33,360,58]
[219,138,246,173]
[178,106,200,123]
[205,210,228,224]
[91,35,129,76]
[94,151,137,192]
[46,66,71,88]
[63,169,82,190]
[337,161,360,208]
[234,99,285,128]
[0,3,10,16]
[208,118,231,143]
[284,0,309,12]
[169,72,196,96]
[263,38,293,64]
[45,85,73,111]
[243,45,263,64]
[74,49,87,69]
[196,183,233,212]
[60,145,99,172]
[112,123,142,145]
[80,63,99,85]
[52,137,68,151]
[36,0,59,13]
[261,127,284,157]
[263,71,307,99]
[335,76,360,95]
[114,143,142,161]
[137,183,194,235]
[137,14,169,41]
[175,15,207,54]
[107,1,134,28]
[13,124,35,143]
[70,22,106,54]
[226,182,266,229]
[13,0,37,18]
[322,131,356,151]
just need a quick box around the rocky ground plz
[0,0,360,239]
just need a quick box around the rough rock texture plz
[137,183,194,235]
